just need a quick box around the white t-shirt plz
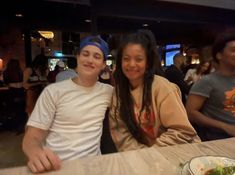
[27,79,113,161]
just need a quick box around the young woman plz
[109,31,200,151]
[184,60,212,86]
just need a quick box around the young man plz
[186,29,235,141]
[22,36,113,173]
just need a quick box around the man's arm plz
[186,94,235,136]
[186,94,232,132]
[22,126,61,173]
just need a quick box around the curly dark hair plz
[113,31,163,143]
[212,28,235,63]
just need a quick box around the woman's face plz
[121,43,147,88]
[77,45,105,78]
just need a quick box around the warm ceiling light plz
[38,31,54,39]
[85,19,92,23]
[142,23,149,27]
[15,13,23,17]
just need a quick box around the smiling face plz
[77,45,105,79]
[121,43,147,88]
[217,41,235,69]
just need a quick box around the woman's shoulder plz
[153,75,178,92]
[153,75,172,85]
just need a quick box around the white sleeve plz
[27,86,57,130]
[184,69,193,81]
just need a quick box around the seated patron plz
[2,58,27,132]
[184,60,212,86]
[56,57,77,82]
[186,29,235,141]
[109,31,200,152]
[165,53,190,105]
[22,35,113,173]
[23,54,49,116]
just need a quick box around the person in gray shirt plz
[186,29,235,141]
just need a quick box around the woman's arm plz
[155,87,200,147]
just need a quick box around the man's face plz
[77,45,105,78]
[218,41,235,69]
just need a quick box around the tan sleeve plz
[155,83,201,147]
[109,95,146,152]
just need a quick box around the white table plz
[1,137,235,175]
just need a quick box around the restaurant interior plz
[1,0,235,171]
[1,0,235,69]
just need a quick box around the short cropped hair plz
[212,28,235,63]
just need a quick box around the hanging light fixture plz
[38,31,54,39]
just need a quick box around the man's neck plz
[217,64,235,76]
[73,76,97,87]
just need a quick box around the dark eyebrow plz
[81,50,89,53]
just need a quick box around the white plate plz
[181,162,191,175]
[189,155,235,175]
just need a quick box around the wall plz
[0,27,25,71]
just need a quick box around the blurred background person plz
[184,60,212,86]
[23,54,49,117]
[3,58,27,133]
[56,57,77,82]
[165,53,190,105]
[47,60,65,83]
[98,65,112,85]
[186,29,235,141]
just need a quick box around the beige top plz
[109,75,200,151]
